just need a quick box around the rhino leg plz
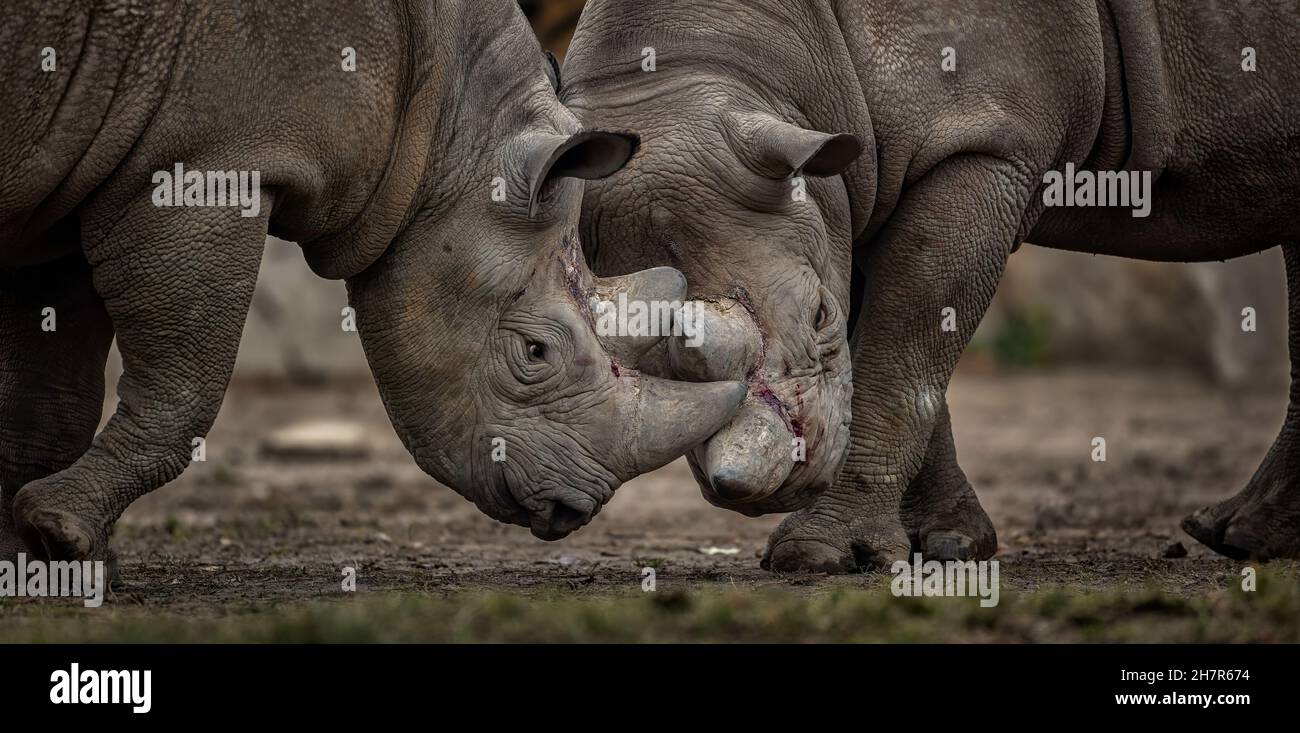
[764,156,1027,573]
[12,200,267,574]
[1183,242,1300,560]
[1,251,114,564]
[900,398,997,561]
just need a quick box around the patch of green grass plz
[988,304,1055,368]
[212,464,241,487]
[2,566,1297,643]
[161,516,190,539]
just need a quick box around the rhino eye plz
[813,286,836,332]
[811,298,832,330]
[527,341,547,361]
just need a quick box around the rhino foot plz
[892,399,998,562]
[1183,478,1300,561]
[902,481,998,562]
[13,481,120,585]
[762,506,909,573]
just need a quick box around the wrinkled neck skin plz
[564,0,877,512]
[301,0,553,280]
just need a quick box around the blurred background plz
[96,2,1290,608]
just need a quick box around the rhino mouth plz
[493,461,606,541]
[522,487,600,540]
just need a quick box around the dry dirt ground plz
[4,365,1298,641]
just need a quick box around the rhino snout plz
[503,373,748,541]
[526,489,599,541]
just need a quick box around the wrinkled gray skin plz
[0,0,747,576]
[566,0,1300,571]
[569,10,863,524]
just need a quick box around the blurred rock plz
[261,419,373,461]
[977,246,1288,385]
[698,546,740,555]
[238,237,369,382]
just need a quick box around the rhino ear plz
[727,112,862,179]
[528,130,639,218]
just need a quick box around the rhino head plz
[564,40,863,516]
[342,5,746,540]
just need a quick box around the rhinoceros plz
[564,0,1300,571]
[0,0,747,576]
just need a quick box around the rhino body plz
[0,0,747,575]
[565,0,1300,570]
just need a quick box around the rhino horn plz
[696,400,796,507]
[610,374,747,478]
[592,266,688,365]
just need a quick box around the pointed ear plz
[726,112,862,179]
[527,130,640,218]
